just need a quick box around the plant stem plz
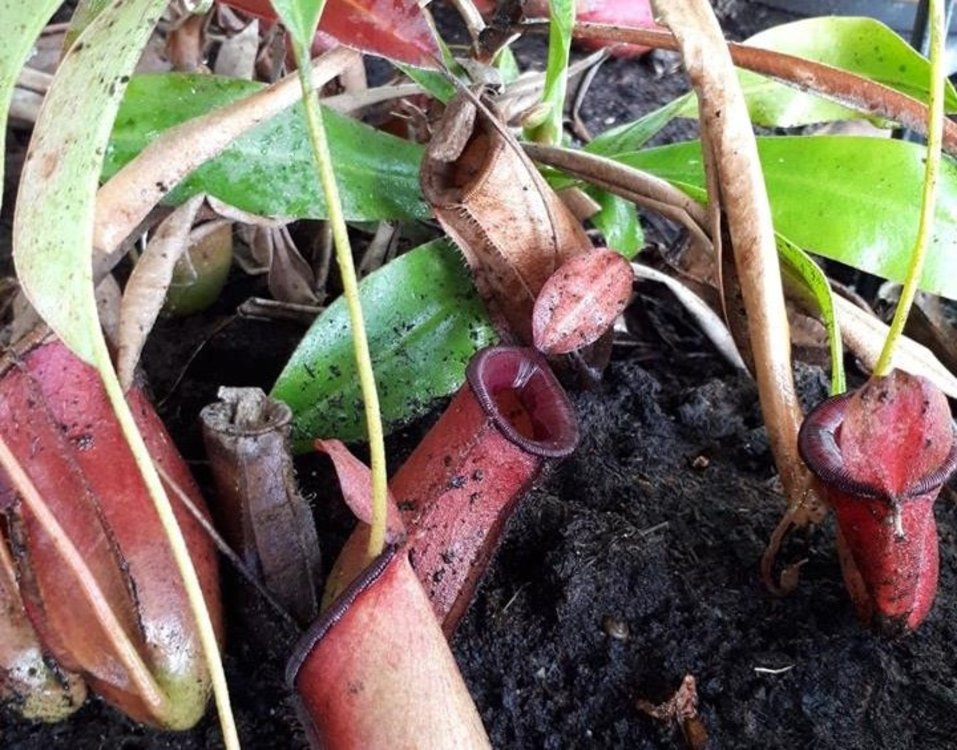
[874,0,945,376]
[525,0,574,145]
[93,338,239,749]
[291,39,389,560]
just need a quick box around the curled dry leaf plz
[653,0,812,534]
[799,371,957,634]
[213,18,260,79]
[117,195,205,391]
[266,227,319,306]
[637,674,708,750]
[201,387,322,626]
[0,336,221,729]
[532,248,633,355]
[421,93,592,346]
[631,262,748,371]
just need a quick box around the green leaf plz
[14,0,169,364]
[734,16,957,128]
[271,239,498,451]
[586,94,692,157]
[775,234,845,395]
[0,0,61,213]
[525,0,574,145]
[64,0,112,51]
[586,188,643,258]
[268,0,323,47]
[588,16,957,157]
[104,73,429,221]
[619,135,957,301]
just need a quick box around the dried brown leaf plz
[116,195,205,391]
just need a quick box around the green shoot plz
[875,0,945,375]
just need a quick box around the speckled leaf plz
[532,249,633,354]
[0,0,61,213]
[13,0,168,363]
[104,73,428,221]
[271,240,498,451]
[619,136,957,301]
[730,16,957,127]
[587,17,957,157]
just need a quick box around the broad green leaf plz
[0,0,61,213]
[269,0,323,47]
[729,16,957,127]
[14,0,168,363]
[586,188,643,258]
[104,74,429,221]
[271,240,498,451]
[775,235,845,394]
[526,0,574,145]
[588,17,957,157]
[619,136,957,301]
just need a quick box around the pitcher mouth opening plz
[467,346,579,458]
[798,390,957,502]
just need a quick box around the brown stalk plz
[93,46,359,280]
[522,142,711,248]
[652,1,813,526]
[522,21,957,156]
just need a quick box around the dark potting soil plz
[6,2,957,749]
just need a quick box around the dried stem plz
[652,0,811,510]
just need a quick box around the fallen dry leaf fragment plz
[799,371,957,634]
[637,674,708,750]
[532,248,633,355]
[201,387,322,626]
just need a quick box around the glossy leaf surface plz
[587,17,957,157]
[586,188,643,258]
[271,240,497,451]
[731,17,957,127]
[621,136,957,301]
[104,74,428,221]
